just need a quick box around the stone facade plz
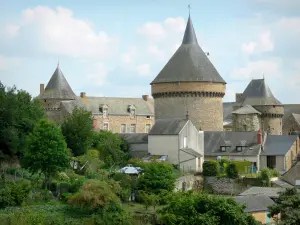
[232,114,260,132]
[93,114,154,133]
[152,82,226,131]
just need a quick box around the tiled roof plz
[151,15,226,84]
[204,131,261,156]
[232,105,261,115]
[261,135,298,156]
[235,195,275,213]
[80,96,154,116]
[149,118,188,135]
[39,65,76,100]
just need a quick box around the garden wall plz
[175,175,203,192]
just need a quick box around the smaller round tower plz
[232,105,261,132]
[234,78,283,135]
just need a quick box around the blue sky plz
[0,0,299,103]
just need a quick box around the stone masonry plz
[232,114,260,132]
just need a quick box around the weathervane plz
[188,4,191,15]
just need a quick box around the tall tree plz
[61,107,93,156]
[0,82,44,156]
[159,192,261,225]
[22,119,70,188]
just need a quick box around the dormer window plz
[220,140,231,152]
[236,146,243,152]
[99,104,109,118]
[128,105,136,117]
[103,108,108,118]
[220,146,227,152]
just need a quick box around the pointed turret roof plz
[151,15,226,84]
[237,78,281,106]
[39,64,76,100]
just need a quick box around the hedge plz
[203,161,219,176]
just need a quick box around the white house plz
[148,117,204,172]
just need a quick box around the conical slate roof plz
[238,79,281,106]
[232,105,261,115]
[151,15,226,84]
[40,65,76,100]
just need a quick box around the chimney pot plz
[142,95,149,101]
[40,84,44,95]
[80,92,86,98]
[257,129,263,145]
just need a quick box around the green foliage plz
[219,158,229,174]
[203,161,220,176]
[0,180,31,208]
[137,162,175,195]
[232,161,252,174]
[0,82,45,156]
[259,168,271,187]
[22,119,70,187]
[61,107,94,156]
[270,168,280,177]
[226,163,239,179]
[112,173,132,190]
[76,149,104,175]
[138,191,159,211]
[159,192,261,225]
[91,131,130,167]
[269,187,300,225]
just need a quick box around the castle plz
[38,14,300,136]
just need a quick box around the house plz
[235,195,276,224]
[148,117,204,172]
[120,133,148,158]
[204,131,263,170]
[260,135,299,174]
[282,161,300,186]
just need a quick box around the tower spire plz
[188,4,191,16]
[182,10,198,45]
[57,58,60,68]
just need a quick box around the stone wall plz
[203,176,247,195]
[175,175,203,192]
[152,82,225,131]
[232,114,260,132]
[93,114,154,133]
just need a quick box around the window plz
[220,146,227,152]
[103,123,109,131]
[243,124,247,131]
[267,156,276,169]
[183,136,187,148]
[146,116,151,119]
[145,124,151,133]
[120,124,126,133]
[236,146,243,152]
[103,108,108,118]
[130,109,136,117]
[130,124,136,133]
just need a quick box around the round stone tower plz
[234,78,284,135]
[151,15,226,131]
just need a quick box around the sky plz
[0,0,299,103]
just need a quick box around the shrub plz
[0,180,31,208]
[226,163,239,179]
[203,161,219,176]
[270,168,280,177]
[259,168,271,187]
[231,161,252,174]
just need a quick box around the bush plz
[203,161,219,176]
[259,168,271,187]
[226,163,239,179]
[231,161,252,174]
[270,168,280,177]
[0,180,31,208]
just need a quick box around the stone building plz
[232,105,261,132]
[39,65,154,133]
[232,78,284,135]
[151,14,226,131]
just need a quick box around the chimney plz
[40,84,44,95]
[142,95,149,101]
[80,92,86,98]
[236,93,243,102]
[257,129,263,145]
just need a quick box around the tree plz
[0,82,44,156]
[203,161,220,176]
[91,131,130,167]
[22,119,70,188]
[269,187,300,225]
[137,162,175,195]
[61,107,93,156]
[159,192,261,225]
[226,163,238,179]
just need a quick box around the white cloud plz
[87,62,109,86]
[147,45,166,61]
[6,6,118,58]
[242,30,274,54]
[120,46,138,64]
[137,17,185,42]
[136,64,151,76]
[4,24,20,37]
[231,60,281,80]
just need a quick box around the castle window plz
[130,124,136,133]
[145,124,151,133]
[121,124,126,133]
[243,124,247,131]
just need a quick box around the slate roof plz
[181,148,202,157]
[204,131,261,156]
[80,96,154,116]
[149,118,188,135]
[236,79,281,106]
[235,195,275,213]
[232,105,261,115]
[292,113,300,126]
[239,187,284,198]
[39,65,77,100]
[261,135,298,156]
[151,15,226,84]
[60,98,86,113]
[119,133,148,144]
